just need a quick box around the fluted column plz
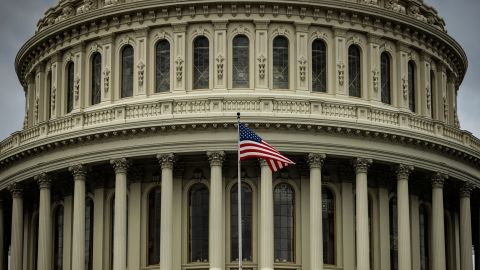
[459,183,473,270]
[259,159,273,270]
[111,158,129,270]
[354,158,372,270]
[9,183,23,270]
[157,153,176,270]
[69,164,87,270]
[307,153,326,270]
[396,164,413,270]
[207,151,225,270]
[35,173,53,270]
[431,173,448,270]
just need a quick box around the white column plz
[307,153,326,270]
[158,153,176,270]
[259,159,273,270]
[396,164,413,270]
[207,151,225,270]
[354,158,372,270]
[431,173,448,270]
[0,199,4,270]
[110,158,129,270]
[35,173,52,270]
[9,183,23,270]
[69,164,87,270]
[459,183,473,270]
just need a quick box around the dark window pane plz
[33,216,39,270]
[53,206,64,270]
[189,184,209,262]
[273,37,289,89]
[155,40,170,92]
[390,197,398,270]
[348,46,361,97]
[121,46,134,98]
[85,198,94,270]
[274,183,295,262]
[408,61,416,112]
[322,188,335,265]
[232,35,249,88]
[419,205,430,270]
[381,52,391,104]
[148,187,161,265]
[312,40,327,92]
[231,183,253,262]
[193,37,209,89]
[67,62,75,113]
[92,53,102,105]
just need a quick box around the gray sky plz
[0,0,478,140]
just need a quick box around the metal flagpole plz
[236,112,243,270]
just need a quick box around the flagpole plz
[237,112,243,270]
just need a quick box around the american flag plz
[239,123,295,172]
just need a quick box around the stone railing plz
[1,97,479,158]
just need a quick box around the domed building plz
[0,0,479,270]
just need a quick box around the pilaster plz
[396,42,410,110]
[135,28,148,97]
[333,28,347,96]
[446,74,456,126]
[367,34,381,102]
[255,20,269,90]
[173,23,187,93]
[436,64,447,122]
[295,23,309,92]
[50,55,62,119]
[213,21,227,90]
[101,35,114,103]
[420,54,432,118]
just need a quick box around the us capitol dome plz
[0,0,479,270]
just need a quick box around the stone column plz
[92,180,105,270]
[431,173,448,270]
[110,158,129,270]
[157,153,176,270]
[307,153,326,270]
[69,164,87,270]
[459,182,473,270]
[9,183,23,270]
[396,164,413,270]
[35,173,53,270]
[259,159,273,270]
[354,158,372,270]
[378,182,391,270]
[0,199,3,270]
[206,151,225,270]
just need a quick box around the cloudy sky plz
[0,0,478,140]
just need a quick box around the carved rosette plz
[206,151,226,167]
[354,158,372,174]
[137,61,145,86]
[110,158,129,174]
[337,62,345,86]
[257,55,266,79]
[157,153,176,170]
[431,172,448,189]
[298,57,307,81]
[459,182,474,198]
[175,57,184,81]
[395,164,414,180]
[8,182,23,198]
[216,54,225,79]
[69,164,87,179]
[34,172,52,189]
[307,153,326,169]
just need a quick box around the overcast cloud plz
[0,0,478,140]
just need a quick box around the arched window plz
[121,46,134,98]
[66,62,75,113]
[148,187,161,265]
[53,206,64,270]
[91,53,102,105]
[189,183,209,262]
[230,183,253,261]
[155,40,170,92]
[348,45,361,97]
[430,70,435,118]
[419,205,430,270]
[389,197,398,270]
[273,36,289,89]
[381,52,392,104]
[312,39,327,92]
[193,37,209,89]
[85,197,94,270]
[47,71,52,119]
[322,187,335,265]
[232,35,250,88]
[408,61,416,112]
[274,183,295,263]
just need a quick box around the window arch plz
[91,53,102,105]
[85,197,94,270]
[389,197,398,270]
[408,61,416,112]
[189,183,209,263]
[312,39,327,92]
[121,46,134,98]
[274,182,295,263]
[66,62,75,113]
[230,182,253,261]
[148,187,161,265]
[348,45,361,97]
[47,71,52,119]
[381,52,392,104]
[53,205,64,270]
[322,187,335,265]
[430,70,435,118]
[193,36,209,90]
[419,204,430,270]
[155,40,170,92]
[273,36,289,89]
[232,35,250,88]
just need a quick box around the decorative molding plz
[110,158,129,174]
[137,61,145,86]
[337,62,345,86]
[395,164,414,180]
[51,86,56,112]
[299,57,307,81]
[35,172,52,189]
[258,55,266,79]
[258,158,269,168]
[459,182,474,197]
[306,153,326,169]
[402,76,408,100]
[8,182,23,198]
[354,158,372,174]
[69,164,87,178]
[207,151,226,166]
[157,153,176,170]
[175,56,184,81]
[89,43,102,54]
[273,26,289,36]
[103,67,110,93]
[426,85,432,110]
[74,76,80,101]
[431,172,448,189]
[216,54,225,79]
[372,69,379,92]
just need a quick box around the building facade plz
[0,0,479,270]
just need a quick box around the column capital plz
[306,153,326,169]
[395,164,414,180]
[157,153,176,170]
[459,182,474,198]
[8,182,23,198]
[206,151,225,167]
[258,158,269,168]
[68,164,87,178]
[431,172,448,189]
[34,172,52,189]
[110,158,129,174]
[354,158,373,174]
